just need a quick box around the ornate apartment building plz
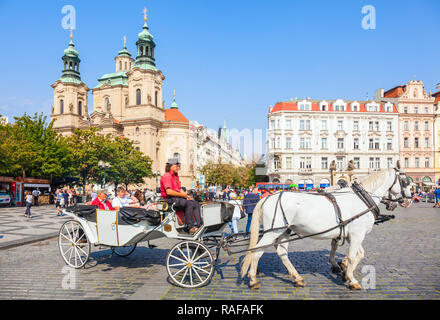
[267,99,399,187]
[376,80,436,187]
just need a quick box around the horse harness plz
[263,182,385,247]
[381,168,411,204]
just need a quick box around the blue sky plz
[0,0,439,157]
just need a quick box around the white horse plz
[241,164,412,290]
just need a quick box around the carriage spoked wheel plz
[166,240,214,288]
[112,244,137,257]
[58,220,91,269]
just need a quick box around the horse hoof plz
[341,271,347,283]
[249,281,260,290]
[349,283,362,290]
[294,280,306,287]
[331,266,341,274]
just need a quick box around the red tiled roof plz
[433,91,440,103]
[270,101,397,113]
[165,108,189,123]
[384,85,405,98]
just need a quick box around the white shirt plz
[112,196,131,209]
[228,200,242,219]
[26,194,33,203]
[32,190,40,197]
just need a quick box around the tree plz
[201,162,253,189]
[0,113,73,179]
[107,136,153,189]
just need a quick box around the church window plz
[151,48,154,57]
[136,89,141,105]
[69,62,72,69]
[105,98,110,112]
[125,62,127,70]
[136,127,140,135]
[140,46,143,56]
[119,61,122,71]
[155,91,158,107]
[60,99,64,114]
[78,101,82,116]
[146,46,149,56]
[125,96,128,106]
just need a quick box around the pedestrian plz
[24,191,33,218]
[56,189,64,215]
[62,189,69,208]
[32,188,40,206]
[91,190,98,201]
[228,195,243,236]
[433,186,440,208]
[243,187,260,234]
[68,188,73,206]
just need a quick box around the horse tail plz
[241,197,266,278]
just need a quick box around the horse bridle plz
[381,168,411,204]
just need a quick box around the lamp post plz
[98,160,111,188]
[153,170,160,192]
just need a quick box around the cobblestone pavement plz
[0,205,71,249]
[0,202,439,299]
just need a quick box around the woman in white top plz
[111,187,139,211]
[24,191,33,218]
[228,197,243,234]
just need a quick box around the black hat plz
[167,158,180,165]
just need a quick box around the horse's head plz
[385,161,412,209]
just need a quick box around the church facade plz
[50,10,196,189]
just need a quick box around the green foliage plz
[0,113,73,179]
[201,162,254,189]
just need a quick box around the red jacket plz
[91,197,115,211]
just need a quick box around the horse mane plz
[358,168,393,193]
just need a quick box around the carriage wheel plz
[166,240,214,288]
[58,220,91,269]
[112,244,137,257]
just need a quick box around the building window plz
[270,120,275,129]
[387,121,392,131]
[425,121,429,131]
[414,137,419,148]
[387,139,392,150]
[300,120,311,130]
[337,120,343,130]
[321,137,327,149]
[155,91,158,107]
[119,61,122,70]
[353,121,359,131]
[60,99,64,114]
[300,137,311,149]
[321,120,327,130]
[285,119,292,130]
[321,104,327,111]
[286,157,292,169]
[78,101,82,116]
[271,138,275,149]
[353,138,359,150]
[285,137,292,149]
[352,105,358,111]
[425,158,430,168]
[414,121,419,131]
[337,157,343,169]
[374,121,379,131]
[354,157,360,169]
[387,158,393,168]
[415,157,419,168]
[404,106,408,113]
[274,156,280,170]
[414,107,418,114]
[369,139,374,149]
[369,157,374,169]
[404,121,409,131]
[425,107,429,114]
[321,157,328,169]
[375,158,380,169]
[337,138,344,150]
[105,98,110,112]
[374,138,380,150]
[425,137,429,148]
[136,127,140,135]
[136,89,141,105]
[404,137,409,148]
[369,121,373,131]
[276,137,280,148]
[404,158,409,168]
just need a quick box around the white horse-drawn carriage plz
[58,201,235,288]
[59,163,412,291]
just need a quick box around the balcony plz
[298,168,313,175]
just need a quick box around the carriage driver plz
[160,158,202,235]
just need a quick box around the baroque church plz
[50,9,195,188]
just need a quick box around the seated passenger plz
[112,187,139,211]
[160,158,202,235]
[91,189,115,210]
